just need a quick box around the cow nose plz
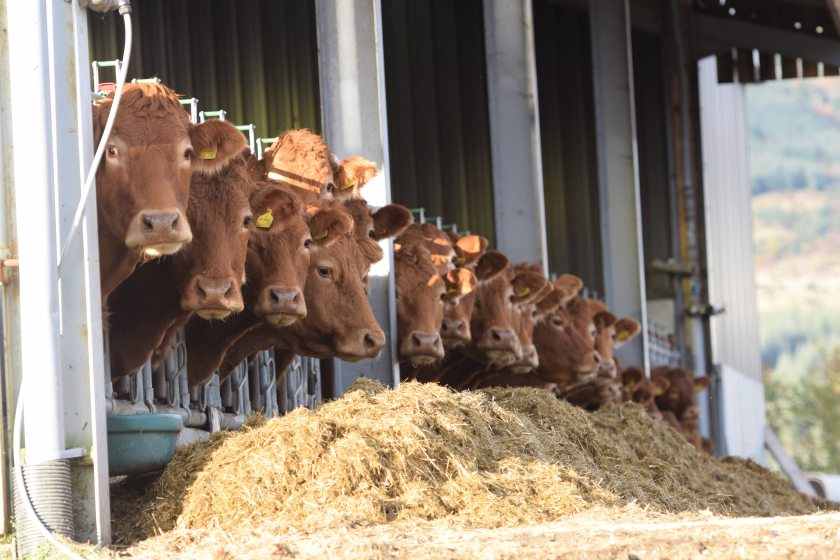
[441,319,466,336]
[598,358,616,378]
[196,278,235,301]
[142,211,179,233]
[363,329,386,355]
[404,331,444,359]
[483,327,517,349]
[184,276,244,318]
[521,345,538,367]
[270,288,304,312]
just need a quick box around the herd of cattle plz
[96,82,711,454]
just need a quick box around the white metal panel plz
[589,0,649,371]
[720,364,766,462]
[315,0,400,391]
[482,0,549,270]
[697,56,763,382]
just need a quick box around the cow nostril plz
[593,352,601,364]
[195,282,207,299]
[412,333,423,346]
[492,329,502,342]
[224,282,235,299]
[143,215,154,233]
[270,290,280,304]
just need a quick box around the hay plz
[112,380,828,546]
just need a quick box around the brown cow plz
[394,244,475,366]
[107,151,261,380]
[262,130,379,202]
[94,83,247,301]
[560,377,625,411]
[566,297,641,380]
[652,366,710,426]
[620,366,670,421]
[215,200,411,382]
[531,276,601,390]
[182,185,321,387]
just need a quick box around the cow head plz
[334,156,378,199]
[394,244,447,366]
[346,200,413,265]
[561,378,625,411]
[262,129,338,198]
[93,84,246,281]
[247,185,311,326]
[283,205,386,361]
[533,276,601,388]
[621,367,670,411]
[174,153,255,319]
[653,367,709,424]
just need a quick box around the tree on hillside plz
[766,345,840,472]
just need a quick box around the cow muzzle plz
[400,331,444,366]
[509,345,539,374]
[440,319,470,348]
[181,276,244,319]
[477,327,521,365]
[336,328,386,361]
[257,286,307,326]
[125,208,193,257]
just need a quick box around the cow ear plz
[445,268,477,299]
[475,251,510,282]
[555,274,583,299]
[511,272,549,304]
[535,287,565,315]
[454,235,488,266]
[694,376,710,393]
[594,311,617,331]
[653,375,671,395]
[336,156,377,196]
[372,204,413,240]
[614,318,641,348]
[249,185,302,232]
[307,208,353,248]
[621,367,643,389]
[189,120,249,176]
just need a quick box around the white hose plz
[13,8,134,559]
[58,11,133,270]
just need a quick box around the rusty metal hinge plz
[0,258,19,286]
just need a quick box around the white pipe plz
[7,0,65,465]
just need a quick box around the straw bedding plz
[111,379,829,546]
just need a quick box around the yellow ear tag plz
[313,230,329,241]
[515,287,531,298]
[341,180,356,191]
[256,208,273,229]
[200,148,217,160]
[694,383,706,393]
[625,379,637,390]
[654,386,665,396]
[446,287,458,296]
[455,256,466,266]
[617,330,630,342]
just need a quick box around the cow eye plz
[368,229,376,238]
[326,182,336,194]
[184,148,194,161]
[552,317,563,327]
[107,145,118,158]
[318,266,331,278]
[243,215,254,228]
[304,238,313,250]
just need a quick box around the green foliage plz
[766,346,840,472]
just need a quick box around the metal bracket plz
[685,303,726,318]
[0,258,19,286]
[650,258,693,277]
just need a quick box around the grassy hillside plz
[748,78,840,471]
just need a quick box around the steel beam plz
[482,0,548,271]
[589,0,649,371]
[695,13,840,66]
[315,0,401,391]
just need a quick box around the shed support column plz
[315,0,400,391]
[482,0,548,270]
[589,0,649,371]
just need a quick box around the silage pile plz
[112,379,827,545]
